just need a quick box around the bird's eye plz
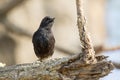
[46,18,53,23]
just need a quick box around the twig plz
[113,62,120,69]
[55,46,75,55]
[76,0,96,63]
[95,45,120,54]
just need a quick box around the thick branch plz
[0,0,114,80]
[0,56,114,80]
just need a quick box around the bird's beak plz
[52,17,55,21]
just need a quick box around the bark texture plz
[0,0,114,80]
[0,56,114,80]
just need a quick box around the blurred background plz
[0,0,120,80]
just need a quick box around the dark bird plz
[32,16,55,61]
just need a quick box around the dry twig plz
[75,0,96,63]
[95,45,120,54]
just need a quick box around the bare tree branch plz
[95,45,120,54]
[73,0,96,63]
[0,0,26,17]
[55,46,75,55]
[0,56,114,80]
[1,18,32,37]
[113,62,120,69]
[0,0,31,37]
[0,0,114,80]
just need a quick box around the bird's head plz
[40,16,55,29]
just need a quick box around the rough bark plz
[0,0,114,80]
[75,0,96,64]
[0,56,114,80]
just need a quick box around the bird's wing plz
[32,31,49,53]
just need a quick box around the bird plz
[32,16,55,61]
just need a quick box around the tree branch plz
[0,0,30,37]
[0,0,26,17]
[55,46,75,55]
[0,0,114,80]
[0,56,114,80]
[95,45,120,54]
[74,0,96,63]
[1,18,32,37]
